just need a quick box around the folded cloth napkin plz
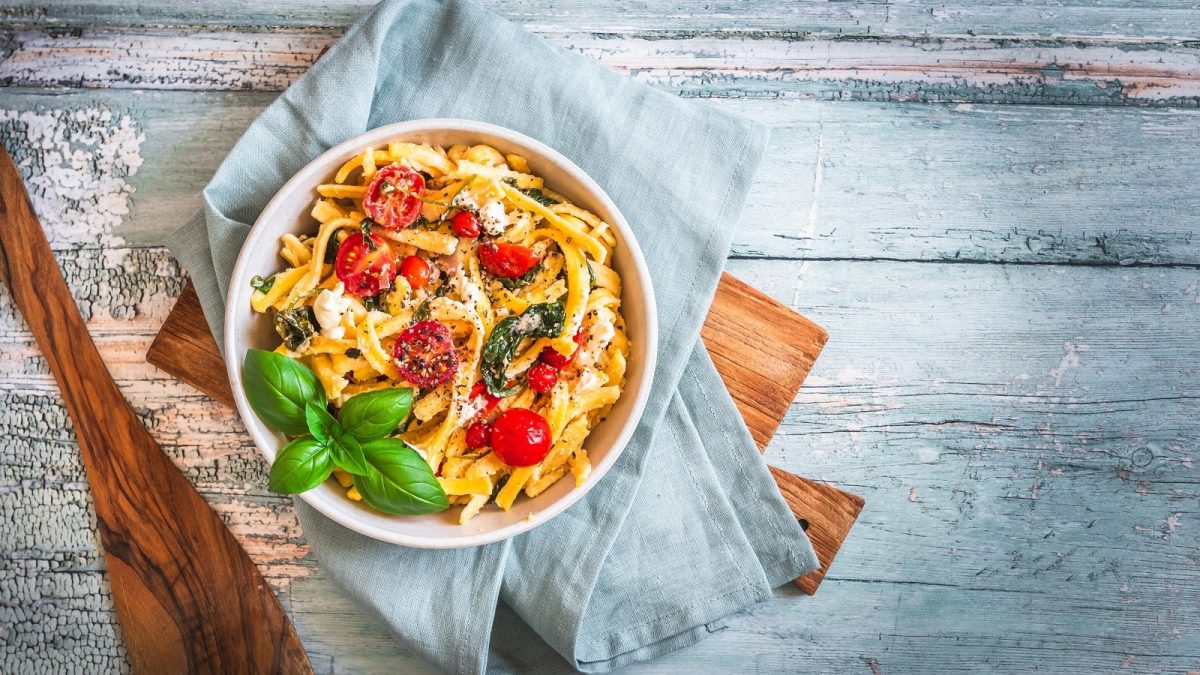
[167,0,818,671]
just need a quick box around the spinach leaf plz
[268,436,333,494]
[353,438,448,515]
[305,402,338,442]
[242,349,327,436]
[323,235,341,264]
[520,187,556,206]
[497,262,541,291]
[362,293,385,312]
[481,301,565,397]
[251,274,276,294]
[338,388,413,441]
[273,305,317,351]
[359,218,377,250]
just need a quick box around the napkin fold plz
[167,1,817,671]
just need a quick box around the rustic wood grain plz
[5,29,1200,107]
[147,274,862,595]
[0,150,311,672]
[5,0,1200,38]
[3,1,1200,672]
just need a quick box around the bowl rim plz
[223,118,658,548]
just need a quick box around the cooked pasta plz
[249,141,628,523]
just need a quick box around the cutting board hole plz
[797,517,810,531]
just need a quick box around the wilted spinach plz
[480,301,565,396]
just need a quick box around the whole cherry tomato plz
[478,241,540,278]
[465,422,491,449]
[490,408,552,467]
[335,232,396,297]
[363,165,424,229]
[539,330,586,368]
[392,320,458,388]
[527,363,558,393]
[400,254,431,290]
[451,210,481,239]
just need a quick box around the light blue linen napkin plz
[166,1,818,671]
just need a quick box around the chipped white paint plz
[0,107,142,251]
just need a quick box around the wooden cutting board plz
[148,273,862,594]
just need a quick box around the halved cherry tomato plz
[335,232,396,297]
[364,165,424,229]
[465,422,491,449]
[490,408,551,467]
[527,363,558,393]
[539,330,586,368]
[393,320,458,388]
[450,210,481,239]
[478,241,540,278]
[400,254,431,290]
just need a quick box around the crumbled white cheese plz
[477,199,508,236]
[456,394,487,424]
[515,311,544,333]
[452,190,480,211]
[453,269,484,309]
[313,282,352,340]
[575,369,604,393]
[576,316,616,367]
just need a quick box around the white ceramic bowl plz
[225,119,657,548]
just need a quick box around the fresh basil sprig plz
[243,349,326,436]
[241,349,446,514]
[354,438,450,515]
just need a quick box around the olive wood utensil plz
[0,147,312,673]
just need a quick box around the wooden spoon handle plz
[0,148,311,674]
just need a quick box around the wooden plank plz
[701,273,827,449]
[4,0,1200,38]
[4,91,1199,267]
[4,28,1200,107]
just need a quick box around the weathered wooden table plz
[1,2,1198,673]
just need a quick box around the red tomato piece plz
[477,241,540,278]
[364,165,425,229]
[400,254,431,290]
[465,422,491,449]
[335,232,396,297]
[527,363,558,393]
[490,408,552,467]
[469,381,501,415]
[392,320,458,388]
[539,330,586,368]
[450,210,481,239]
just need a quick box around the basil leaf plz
[353,439,448,515]
[268,436,333,494]
[305,402,338,442]
[242,349,327,436]
[481,301,565,397]
[329,433,370,475]
[338,388,413,441]
[251,274,276,294]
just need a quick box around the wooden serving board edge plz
[148,274,862,594]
